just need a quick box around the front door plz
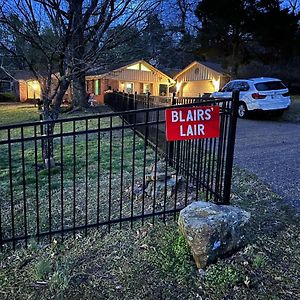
[159,84,168,96]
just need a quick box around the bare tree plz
[288,0,300,14]
[0,0,161,166]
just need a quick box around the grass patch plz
[0,104,197,246]
[0,168,299,299]
[0,103,40,126]
[0,103,299,299]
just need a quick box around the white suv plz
[212,77,291,118]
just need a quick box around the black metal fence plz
[0,93,238,250]
[105,91,239,203]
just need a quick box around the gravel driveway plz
[234,119,300,211]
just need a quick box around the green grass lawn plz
[0,103,41,126]
[0,168,299,300]
[0,103,299,299]
[0,103,197,248]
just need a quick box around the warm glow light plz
[212,77,220,92]
[31,81,40,91]
[176,81,182,92]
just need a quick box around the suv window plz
[221,82,235,92]
[255,81,286,91]
[233,81,250,92]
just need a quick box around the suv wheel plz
[238,102,248,118]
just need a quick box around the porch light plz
[212,78,220,92]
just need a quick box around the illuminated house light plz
[31,81,40,92]
[176,81,183,93]
[212,77,220,91]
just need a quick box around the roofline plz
[174,61,229,80]
[173,61,198,79]
[87,60,176,84]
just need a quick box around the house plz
[85,60,176,104]
[174,61,231,97]
[0,70,74,103]
[0,70,42,102]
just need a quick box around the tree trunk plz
[42,80,70,167]
[70,0,87,109]
[42,100,59,168]
[72,72,87,108]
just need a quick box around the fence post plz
[168,93,177,166]
[122,91,125,111]
[127,92,130,110]
[134,92,137,110]
[222,90,239,204]
[172,92,176,105]
[40,113,44,155]
[147,92,150,108]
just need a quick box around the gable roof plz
[0,69,49,81]
[174,61,230,80]
[87,60,176,84]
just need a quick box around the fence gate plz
[0,92,238,250]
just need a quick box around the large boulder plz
[178,201,251,269]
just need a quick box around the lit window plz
[94,79,101,95]
[140,64,151,72]
[27,80,41,99]
[143,83,150,94]
[127,63,140,70]
[127,63,151,72]
[125,82,134,94]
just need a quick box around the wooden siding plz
[105,69,170,84]
[176,62,221,82]
[181,80,214,97]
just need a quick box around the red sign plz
[165,106,220,141]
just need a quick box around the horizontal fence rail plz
[0,93,238,250]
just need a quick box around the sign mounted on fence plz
[165,106,220,141]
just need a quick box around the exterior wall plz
[117,81,170,96]
[176,62,221,82]
[106,69,170,84]
[86,61,175,100]
[181,80,215,97]
[86,78,119,104]
[18,81,28,102]
[176,62,231,97]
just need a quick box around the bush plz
[0,92,17,102]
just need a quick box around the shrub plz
[0,92,17,102]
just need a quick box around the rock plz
[146,172,168,182]
[150,160,167,174]
[145,181,165,198]
[44,157,55,168]
[128,183,144,198]
[178,201,250,269]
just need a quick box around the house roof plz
[174,61,230,80]
[0,69,44,81]
[160,68,182,78]
[86,59,140,76]
[86,60,176,84]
